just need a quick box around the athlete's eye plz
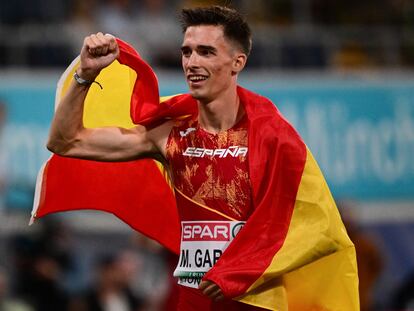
[181,47,191,57]
[199,49,211,56]
[198,48,215,56]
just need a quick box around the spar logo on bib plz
[183,222,230,241]
[182,222,245,241]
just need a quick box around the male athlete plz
[48,6,265,310]
[46,5,358,311]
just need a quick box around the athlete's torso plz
[165,115,253,221]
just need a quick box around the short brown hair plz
[180,6,252,56]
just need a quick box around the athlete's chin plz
[189,89,208,101]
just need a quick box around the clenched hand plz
[78,32,119,81]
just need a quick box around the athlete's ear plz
[232,53,247,74]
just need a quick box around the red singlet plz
[166,115,266,311]
[166,115,253,220]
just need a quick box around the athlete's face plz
[181,25,245,102]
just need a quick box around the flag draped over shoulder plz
[31,39,180,253]
[32,39,359,310]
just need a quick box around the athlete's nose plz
[186,52,200,69]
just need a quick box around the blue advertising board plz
[251,80,414,200]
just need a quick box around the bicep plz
[146,121,175,159]
[64,125,156,161]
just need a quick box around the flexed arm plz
[47,33,169,162]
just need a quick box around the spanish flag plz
[31,39,359,310]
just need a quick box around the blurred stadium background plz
[0,0,414,310]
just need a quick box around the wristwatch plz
[73,71,93,87]
[73,71,103,89]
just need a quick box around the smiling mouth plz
[187,74,208,83]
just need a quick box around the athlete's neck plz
[197,86,244,134]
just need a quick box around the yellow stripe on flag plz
[83,61,137,129]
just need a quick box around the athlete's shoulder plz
[157,94,198,122]
[171,115,196,130]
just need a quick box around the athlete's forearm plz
[46,77,91,155]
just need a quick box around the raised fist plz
[78,32,119,81]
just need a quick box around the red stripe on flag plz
[36,155,180,253]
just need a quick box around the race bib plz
[173,220,245,288]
